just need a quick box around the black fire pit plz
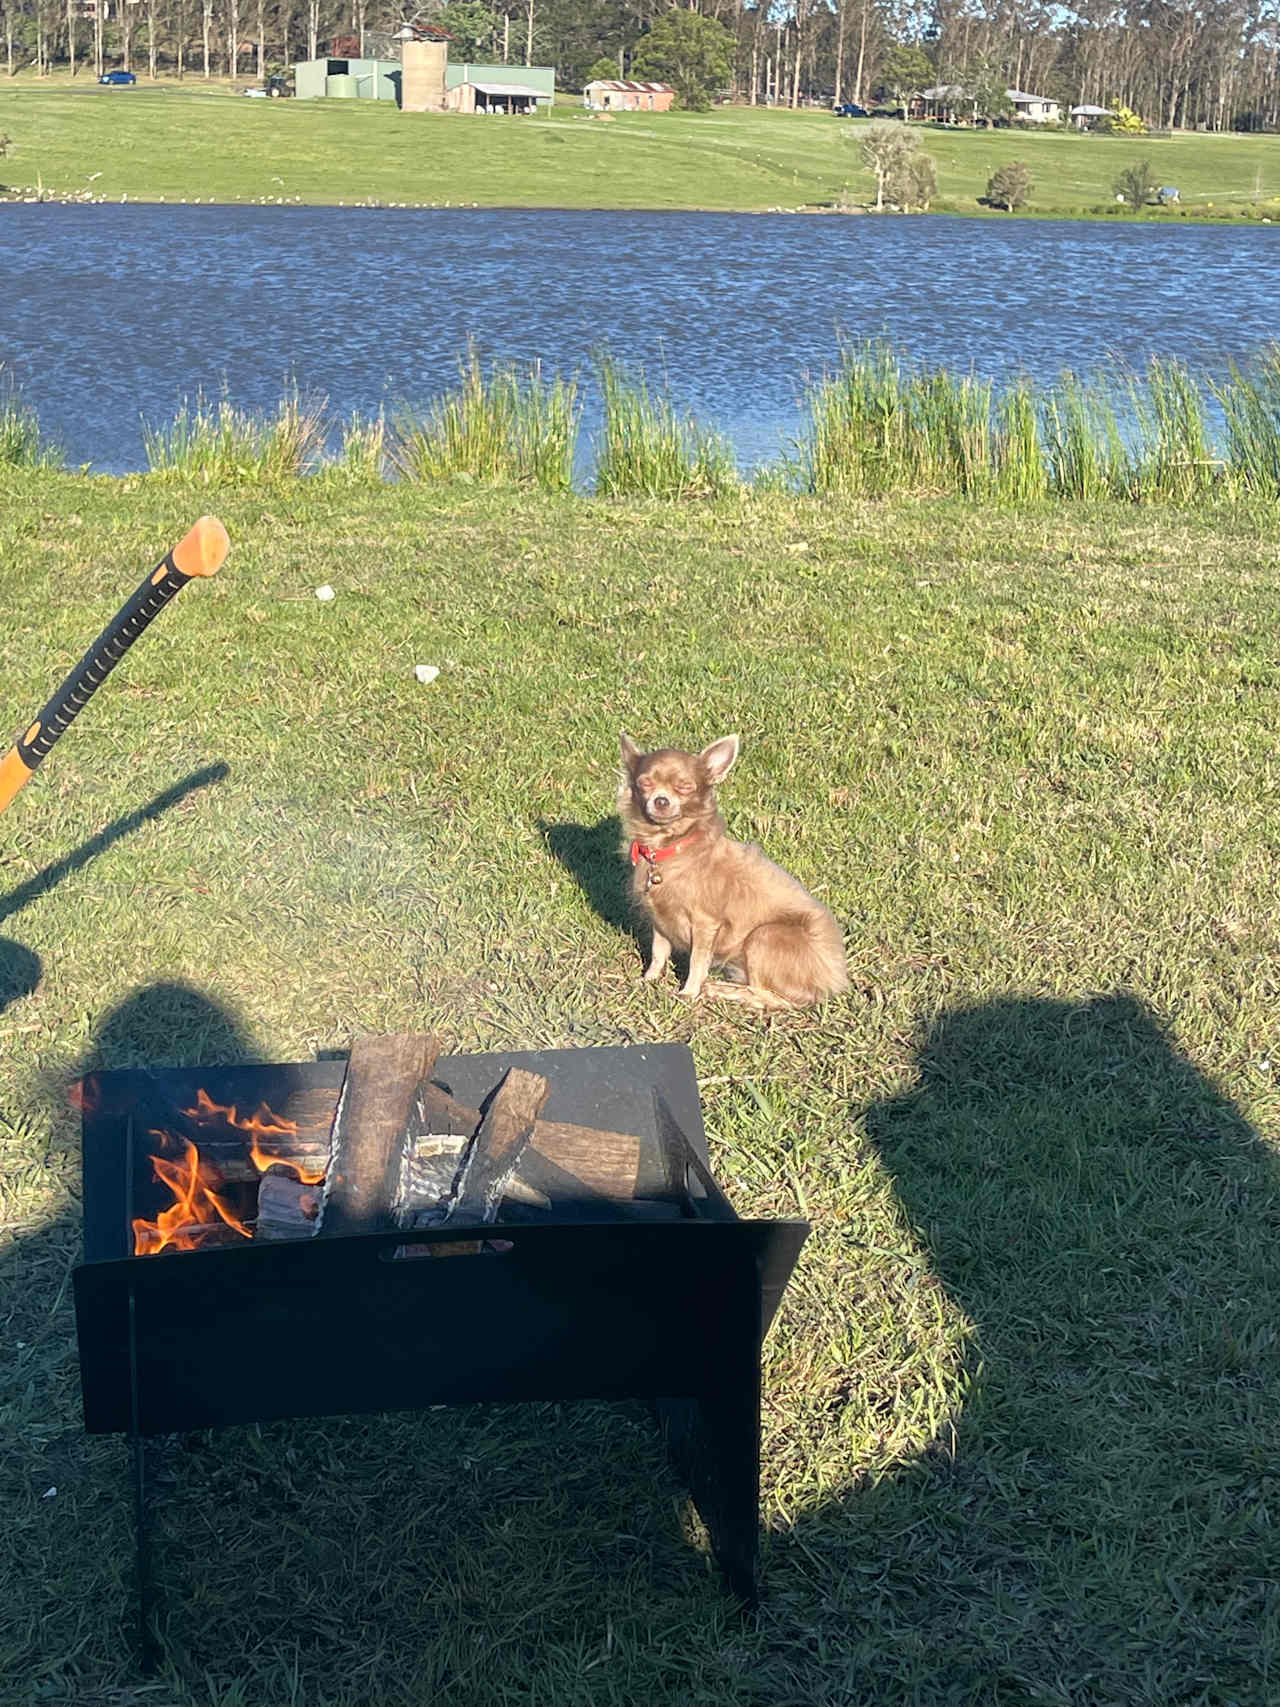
[72,1041,807,1664]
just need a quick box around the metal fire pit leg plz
[127,1273,159,1674]
[657,1260,764,1608]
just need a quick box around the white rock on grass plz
[314,584,335,602]
[414,664,440,684]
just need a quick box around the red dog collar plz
[630,827,704,869]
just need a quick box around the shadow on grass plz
[0,935,40,1015]
[0,762,229,931]
[762,991,1280,1704]
[539,814,636,938]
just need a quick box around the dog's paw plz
[676,985,703,1001]
[642,967,666,983]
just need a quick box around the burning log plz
[318,1034,441,1239]
[172,1086,334,1183]
[255,1167,323,1242]
[445,1068,549,1226]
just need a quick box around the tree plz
[584,55,618,84]
[631,11,733,112]
[895,151,936,211]
[438,0,499,61]
[972,73,1014,125]
[874,40,932,114]
[986,160,1033,209]
[857,120,918,210]
[1104,102,1147,134]
[1114,158,1159,206]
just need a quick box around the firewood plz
[254,1167,322,1241]
[168,1084,336,1183]
[445,1068,548,1226]
[414,1082,644,1200]
[401,1136,550,1217]
[318,1034,441,1238]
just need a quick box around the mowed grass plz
[2,77,1280,213]
[1,468,1279,1704]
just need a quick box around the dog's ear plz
[619,732,642,770]
[699,735,740,784]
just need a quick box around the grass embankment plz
[2,77,1279,214]
[2,467,1278,1705]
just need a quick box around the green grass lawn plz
[1,467,1278,1704]
[2,77,1280,214]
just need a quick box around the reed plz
[0,372,61,469]
[1040,370,1130,500]
[388,347,578,492]
[142,383,327,481]
[592,355,738,500]
[803,344,1000,498]
[1127,356,1220,502]
[994,380,1049,503]
[802,342,907,498]
[22,341,1280,506]
[908,366,999,498]
[334,410,387,482]
[1212,346,1280,498]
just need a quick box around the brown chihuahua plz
[618,732,848,1012]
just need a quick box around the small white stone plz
[314,584,336,602]
[414,664,440,684]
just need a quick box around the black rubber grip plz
[16,555,191,770]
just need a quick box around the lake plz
[3,205,1277,474]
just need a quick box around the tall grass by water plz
[592,356,739,499]
[142,384,326,481]
[0,369,61,468]
[803,342,1280,502]
[13,344,1280,503]
[1212,345,1280,496]
[388,348,578,492]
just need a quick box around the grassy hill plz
[2,77,1279,215]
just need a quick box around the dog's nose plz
[652,793,671,811]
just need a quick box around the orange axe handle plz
[0,516,229,816]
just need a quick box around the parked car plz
[98,69,136,84]
[833,101,868,117]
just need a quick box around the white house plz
[1006,88,1060,122]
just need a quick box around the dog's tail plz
[708,908,849,1012]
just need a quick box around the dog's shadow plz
[538,815,637,942]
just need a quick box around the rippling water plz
[3,204,1277,473]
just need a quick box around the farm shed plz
[294,56,400,101]
[582,80,675,112]
[446,81,545,114]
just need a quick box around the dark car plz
[98,69,137,84]
[833,101,868,117]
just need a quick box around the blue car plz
[833,101,868,117]
[99,69,137,84]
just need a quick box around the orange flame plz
[182,1088,325,1184]
[131,1133,252,1256]
[133,1090,328,1255]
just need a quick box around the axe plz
[0,516,229,816]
